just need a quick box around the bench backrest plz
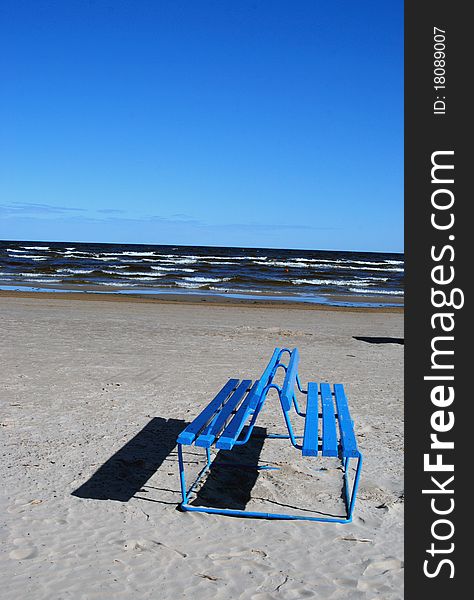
[280,347,299,411]
[248,347,281,409]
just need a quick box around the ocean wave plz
[18,277,62,283]
[208,286,273,294]
[22,246,51,250]
[9,254,49,260]
[94,281,138,287]
[57,269,95,274]
[159,254,266,261]
[18,272,62,278]
[128,272,166,277]
[292,257,403,267]
[144,258,198,265]
[175,281,208,289]
[199,260,237,265]
[349,288,404,296]
[291,278,378,287]
[150,266,196,272]
[253,260,311,268]
[182,276,231,283]
[337,265,404,272]
[130,276,166,281]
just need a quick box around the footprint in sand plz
[9,539,38,560]
[207,549,267,561]
[113,538,187,558]
[363,557,404,576]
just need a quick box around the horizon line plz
[1,237,404,255]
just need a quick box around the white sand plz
[1,295,404,599]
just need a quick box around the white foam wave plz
[292,257,404,267]
[182,276,230,283]
[337,265,404,272]
[349,288,404,296]
[99,251,158,257]
[95,281,137,287]
[18,272,59,278]
[22,246,51,250]
[150,266,196,272]
[208,286,269,294]
[101,270,166,277]
[292,278,377,287]
[175,281,207,289]
[17,276,62,282]
[57,269,95,274]
[254,260,310,268]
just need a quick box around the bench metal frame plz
[177,348,363,523]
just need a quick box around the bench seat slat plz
[195,379,252,448]
[320,382,338,457]
[215,380,260,450]
[302,382,319,456]
[334,383,359,457]
[177,379,240,445]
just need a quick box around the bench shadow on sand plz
[353,336,404,345]
[71,418,268,511]
[72,417,187,502]
[72,419,340,517]
[189,426,267,511]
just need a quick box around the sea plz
[0,240,404,307]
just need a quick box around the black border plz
[405,2,467,595]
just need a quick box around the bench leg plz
[177,443,188,505]
[343,453,363,521]
[179,442,362,523]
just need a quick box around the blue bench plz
[177,347,363,523]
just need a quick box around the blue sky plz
[0,1,403,252]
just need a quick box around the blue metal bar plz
[347,454,363,519]
[179,436,361,523]
[292,391,305,416]
[277,348,293,360]
[233,381,281,446]
[296,373,307,394]
[177,444,188,504]
[273,363,288,375]
[251,348,282,402]
[280,400,300,449]
[180,503,352,524]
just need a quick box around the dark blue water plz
[0,240,404,306]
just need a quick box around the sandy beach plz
[1,293,404,599]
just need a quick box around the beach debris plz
[195,573,219,581]
[275,574,289,592]
[338,534,373,543]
